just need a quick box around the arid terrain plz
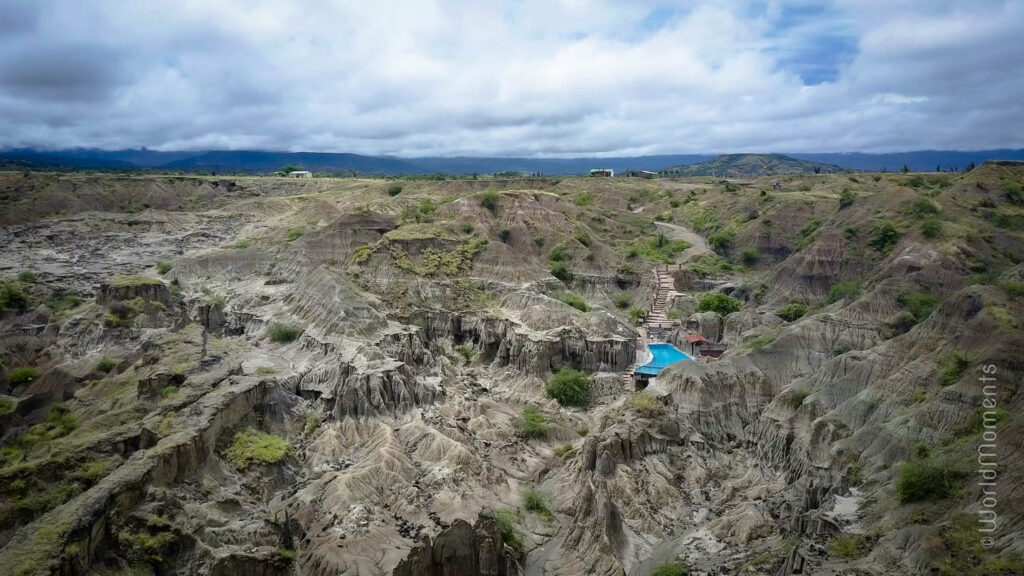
[1,165,1022,576]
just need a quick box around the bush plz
[695,293,741,316]
[533,235,546,247]
[827,534,865,559]
[1001,280,1024,300]
[155,261,172,275]
[651,562,689,576]
[494,509,523,554]
[939,352,970,386]
[519,406,548,438]
[387,184,403,196]
[629,308,645,320]
[461,222,474,234]
[627,393,664,418]
[556,292,589,312]
[8,366,41,386]
[456,344,475,363]
[777,302,807,322]
[707,230,734,250]
[522,487,551,518]
[480,191,500,212]
[499,228,512,243]
[546,367,590,407]
[548,243,571,262]
[574,192,592,206]
[550,262,571,282]
[896,460,964,503]
[95,357,119,373]
[613,294,632,309]
[920,219,943,239]
[0,281,28,310]
[868,221,900,253]
[267,323,302,343]
[159,385,178,398]
[739,248,760,266]
[838,188,856,209]
[1004,181,1022,204]
[17,270,36,283]
[225,428,291,470]
[897,291,939,321]
[285,228,305,242]
[828,280,861,303]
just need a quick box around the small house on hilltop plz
[289,170,313,178]
[590,169,614,177]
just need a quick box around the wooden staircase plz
[646,267,681,330]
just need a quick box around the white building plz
[590,169,614,177]
[289,170,313,178]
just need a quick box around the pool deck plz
[635,343,691,376]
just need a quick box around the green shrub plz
[777,302,807,322]
[0,281,28,310]
[1001,280,1024,300]
[548,243,571,262]
[707,229,734,250]
[546,367,590,407]
[520,406,549,438]
[627,393,664,418]
[613,294,632,309]
[480,191,500,212]
[226,428,291,469]
[1004,181,1022,204]
[651,562,689,576]
[553,444,573,458]
[920,219,944,239]
[494,509,523,554]
[868,221,901,253]
[789,389,810,409]
[499,228,512,243]
[233,239,251,249]
[574,193,592,206]
[910,198,941,217]
[896,460,965,503]
[828,280,861,303]
[827,534,866,559]
[95,357,119,373]
[17,270,36,283]
[838,189,856,209]
[155,261,173,275]
[897,291,939,321]
[556,292,589,312]
[939,352,970,386]
[461,222,475,234]
[533,235,546,247]
[8,366,41,386]
[267,323,302,343]
[739,248,760,266]
[159,386,178,398]
[550,262,571,282]
[574,228,592,247]
[695,293,740,316]
[0,397,15,415]
[456,344,475,363]
[285,228,305,242]
[387,184,403,196]
[629,308,645,320]
[522,487,551,518]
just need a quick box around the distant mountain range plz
[659,154,847,177]
[2,148,1023,176]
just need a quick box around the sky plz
[0,0,1022,157]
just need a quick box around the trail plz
[653,221,714,262]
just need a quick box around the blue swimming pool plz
[635,343,691,376]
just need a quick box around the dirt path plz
[653,221,714,262]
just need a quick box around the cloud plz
[0,0,1021,155]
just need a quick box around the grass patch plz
[828,280,861,303]
[17,270,36,283]
[651,562,689,576]
[921,219,944,239]
[897,290,939,322]
[480,190,500,212]
[8,366,41,386]
[897,459,966,503]
[546,367,590,407]
[95,357,119,373]
[159,386,178,398]
[522,487,552,519]
[456,344,475,363]
[233,239,251,249]
[555,292,589,312]
[939,352,970,386]
[739,248,760,266]
[827,534,866,559]
[155,261,173,275]
[624,234,691,263]
[627,393,664,418]
[519,406,549,439]
[107,275,163,287]
[550,262,571,282]
[387,184,403,196]
[613,294,632,310]
[868,220,901,254]
[266,323,302,343]
[494,509,523,554]
[776,302,807,322]
[553,444,573,458]
[285,228,305,242]
[225,428,291,470]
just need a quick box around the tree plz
[695,293,741,316]
[546,367,590,406]
[280,165,302,174]
[901,165,910,173]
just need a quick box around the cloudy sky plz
[1,0,1022,156]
